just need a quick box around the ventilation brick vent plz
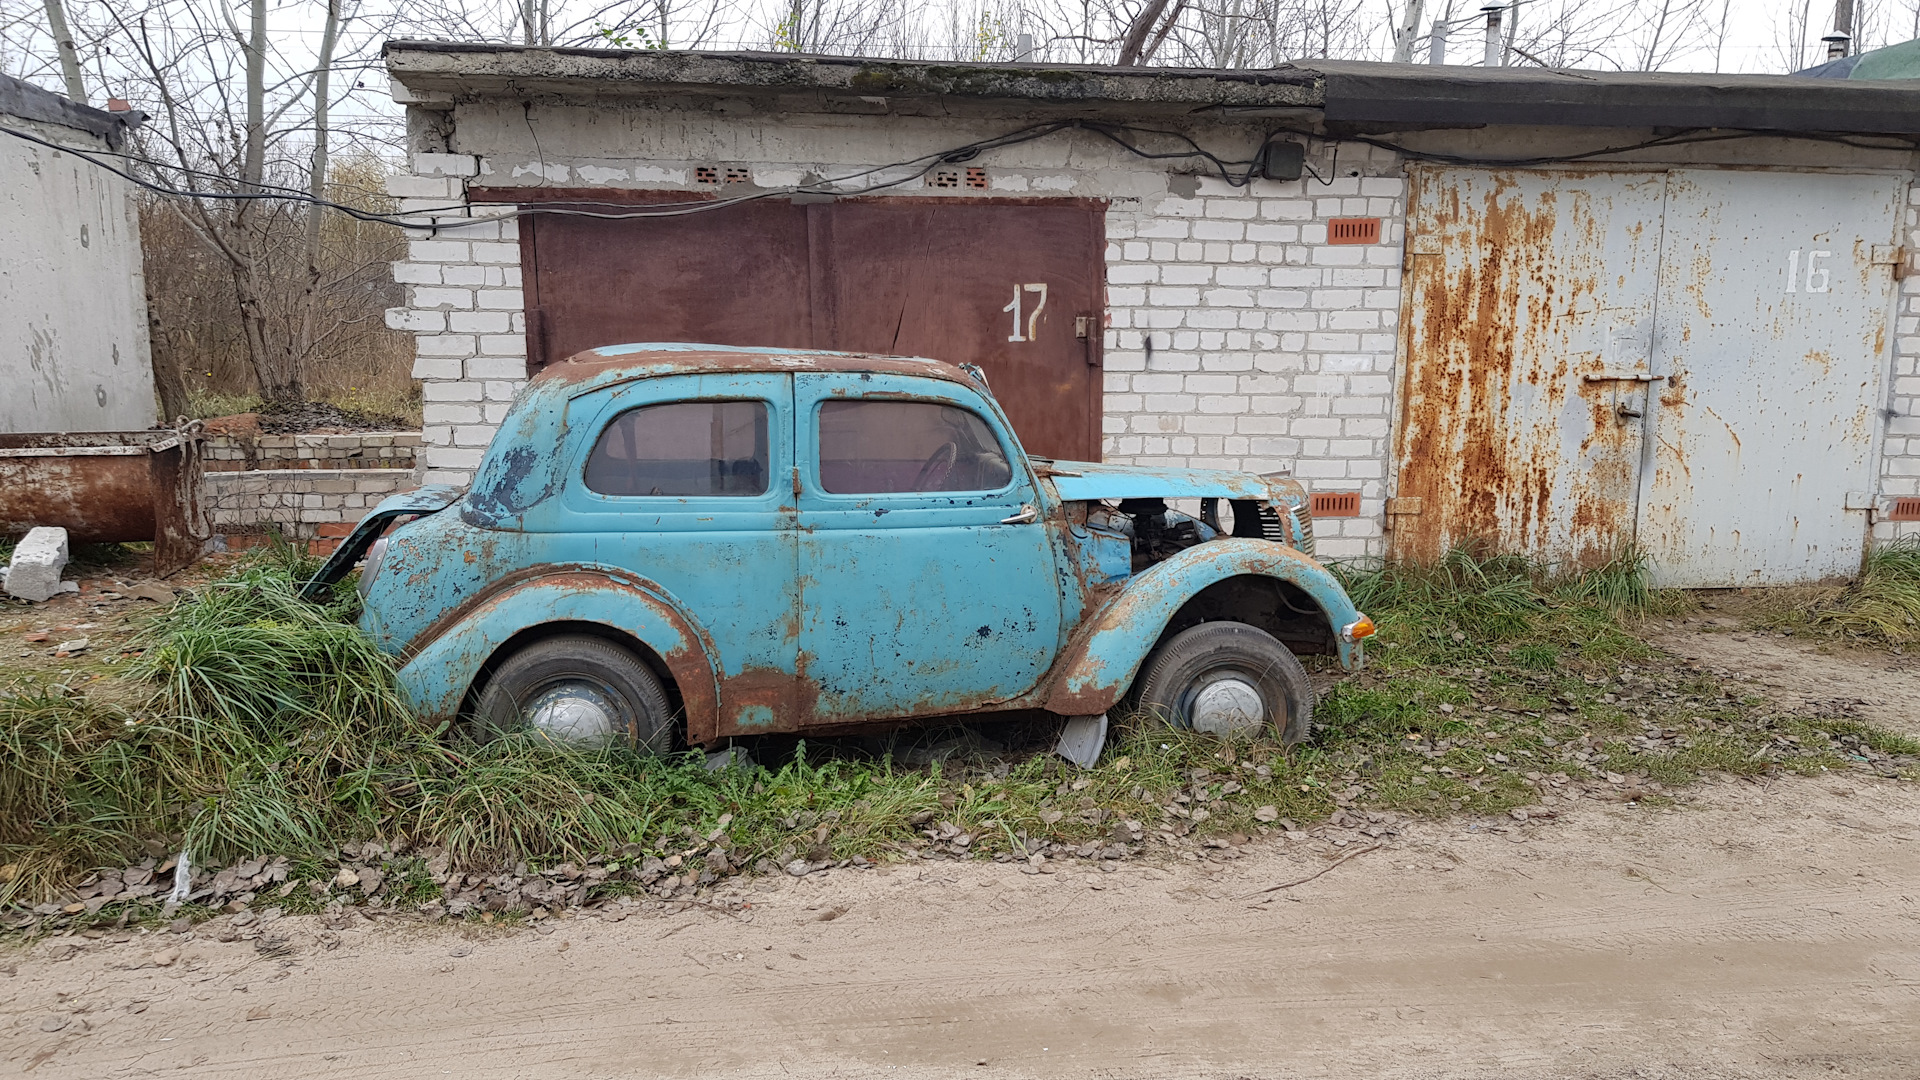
[1310,491,1362,517]
[1327,217,1382,245]
[1891,497,1920,521]
[693,166,719,185]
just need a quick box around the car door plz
[554,373,800,732]
[793,372,1063,724]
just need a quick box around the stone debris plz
[3,527,78,603]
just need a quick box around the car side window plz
[584,400,769,497]
[817,400,1012,494]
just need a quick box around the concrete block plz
[3,526,76,602]
[415,152,481,177]
[386,174,456,199]
[392,262,441,285]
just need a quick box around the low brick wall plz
[202,431,420,472]
[199,430,425,555]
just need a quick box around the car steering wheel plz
[914,441,959,490]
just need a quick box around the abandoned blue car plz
[307,345,1374,751]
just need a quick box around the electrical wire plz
[7,114,1916,233]
[1265,125,1920,171]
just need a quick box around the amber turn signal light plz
[1342,615,1376,642]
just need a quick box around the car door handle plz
[1000,503,1038,524]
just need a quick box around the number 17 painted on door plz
[1004,283,1050,341]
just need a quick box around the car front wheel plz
[1131,621,1314,745]
[472,634,674,751]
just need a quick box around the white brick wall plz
[1100,167,1405,559]
[384,185,527,488]
[1876,186,1920,542]
[204,469,415,529]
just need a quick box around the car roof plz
[536,342,983,389]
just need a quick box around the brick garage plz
[380,47,1920,581]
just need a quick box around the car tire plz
[1130,621,1314,745]
[472,634,675,751]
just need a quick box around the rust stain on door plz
[1392,166,1666,569]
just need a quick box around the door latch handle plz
[1617,406,1644,420]
[1000,503,1038,524]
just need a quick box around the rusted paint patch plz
[0,429,205,574]
[1393,167,1663,569]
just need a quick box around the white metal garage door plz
[1394,166,1904,586]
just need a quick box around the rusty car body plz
[307,345,1373,749]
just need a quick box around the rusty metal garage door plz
[1392,166,1903,586]
[518,196,1105,462]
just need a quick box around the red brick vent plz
[1327,217,1381,245]
[1310,491,1362,517]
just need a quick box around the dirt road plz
[6,773,1919,1079]
[1656,624,1920,738]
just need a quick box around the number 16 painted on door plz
[1785,249,1832,294]
[1004,283,1050,342]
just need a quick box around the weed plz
[1810,540,1920,644]
[4,546,1915,919]
[1747,540,1920,646]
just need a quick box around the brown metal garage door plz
[515,195,1106,462]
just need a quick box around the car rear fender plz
[395,566,721,741]
[1041,538,1366,716]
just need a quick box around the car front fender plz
[1041,538,1366,716]
[395,566,722,742]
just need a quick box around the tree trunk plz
[41,0,86,102]
[1138,0,1188,63]
[147,301,191,423]
[235,0,300,401]
[295,0,341,381]
[1116,0,1175,64]
[1394,0,1426,62]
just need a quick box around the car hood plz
[1040,459,1278,503]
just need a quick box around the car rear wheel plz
[1131,621,1314,745]
[473,634,674,751]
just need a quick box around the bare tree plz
[68,0,399,401]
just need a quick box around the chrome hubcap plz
[522,680,621,747]
[1187,676,1266,737]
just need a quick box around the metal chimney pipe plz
[1826,0,1855,58]
[1482,5,1504,66]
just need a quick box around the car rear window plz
[585,400,769,497]
[817,400,1011,494]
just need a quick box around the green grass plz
[1744,540,1920,646]
[3,546,1914,920]
[1810,540,1920,644]
[185,390,265,420]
